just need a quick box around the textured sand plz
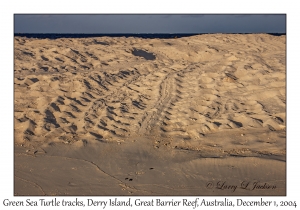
[14,34,286,195]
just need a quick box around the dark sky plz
[15,14,286,34]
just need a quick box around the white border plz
[2,1,299,209]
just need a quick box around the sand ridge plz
[14,34,286,195]
[14,34,286,157]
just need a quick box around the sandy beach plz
[14,34,286,195]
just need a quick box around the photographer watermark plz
[206,180,276,192]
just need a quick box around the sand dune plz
[14,34,286,195]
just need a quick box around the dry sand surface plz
[14,34,286,195]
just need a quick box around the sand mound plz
[14,34,286,195]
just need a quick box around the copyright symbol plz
[206,181,214,189]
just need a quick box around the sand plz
[14,34,286,195]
